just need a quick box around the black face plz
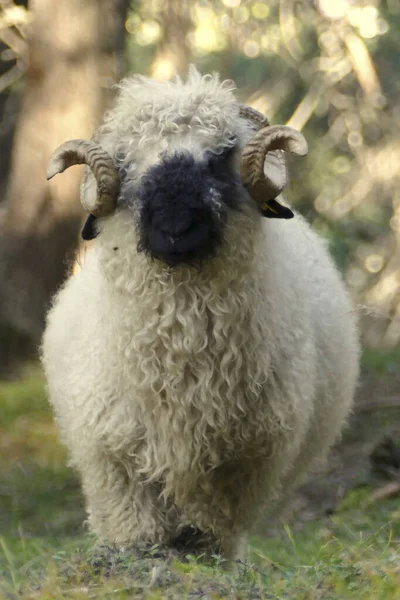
[134,150,240,266]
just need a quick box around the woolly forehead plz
[103,73,249,168]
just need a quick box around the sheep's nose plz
[166,234,178,245]
[148,217,212,265]
[158,219,194,238]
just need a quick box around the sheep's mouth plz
[151,249,210,267]
[143,220,219,266]
[140,230,219,267]
[152,251,197,267]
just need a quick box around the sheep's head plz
[47,70,307,267]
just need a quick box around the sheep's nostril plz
[163,227,195,247]
[159,223,193,237]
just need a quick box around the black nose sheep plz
[42,68,359,561]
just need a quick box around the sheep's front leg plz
[174,489,245,560]
[78,453,177,546]
[177,458,272,561]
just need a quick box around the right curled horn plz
[239,105,269,129]
[239,105,307,218]
[240,125,308,203]
[46,140,120,217]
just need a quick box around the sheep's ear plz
[81,214,98,240]
[263,150,288,197]
[80,169,100,239]
[260,198,294,219]
[261,151,293,219]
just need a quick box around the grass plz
[0,367,399,599]
[361,348,400,375]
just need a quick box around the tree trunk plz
[0,0,129,373]
[151,0,192,80]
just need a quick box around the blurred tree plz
[0,0,130,373]
[0,0,29,198]
[125,0,193,79]
[150,0,192,80]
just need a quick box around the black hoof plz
[173,526,221,556]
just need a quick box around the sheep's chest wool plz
[42,68,359,560]
[97,212,302,494]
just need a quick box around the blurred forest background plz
[0,2,400,596]
[0,0,399,375]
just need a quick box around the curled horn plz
[239,107,307,206]
[239,104,269,129]
[46,140,120,217]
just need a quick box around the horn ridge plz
[240,135,269,187]
[239,104,269,129]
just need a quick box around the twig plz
[364,481,400,506]
[235,558,270,577]
[0,63,23,93]
[0,27,27,57]
[354,396,400,414]
[29,584,144,598]
[0,4,30,29]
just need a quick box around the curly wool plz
[42,69,359,560]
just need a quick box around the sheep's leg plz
[78,454,177,547]
[173,519,245,562]
[176,452,293,561]
[175,460,267,561]
[176,509,247,561]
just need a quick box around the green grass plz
[1,369,399,599]
[361,348,400,375]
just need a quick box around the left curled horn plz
[239,106,307,217]
[46,140,120,217]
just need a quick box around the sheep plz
[41,68,360,561]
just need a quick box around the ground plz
[0,351,399,599]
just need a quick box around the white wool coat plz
[42,70,359,558]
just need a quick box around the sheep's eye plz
[219,145,235,160]
[207,141,236,164]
